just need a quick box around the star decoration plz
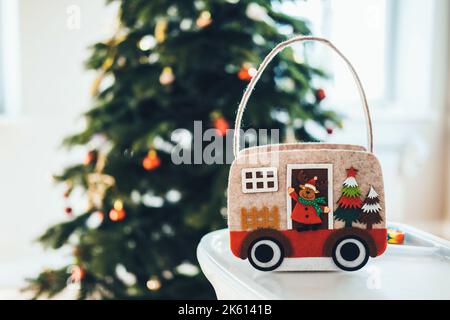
[346,166,358,177]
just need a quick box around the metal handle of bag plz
[233,35,374,157]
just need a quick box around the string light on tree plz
[115,264,137,286]
[138,35,157,51]
[143,149,161,171]
[148,53,160,64]
[86,211,105,229]
[180,18,193,31]
[162,270,174,280]
[155,19,168,43]
[117,56,126,67]
[146,276,161,291]
[98,211,105,221]
[114,199,124,211]
[159,67,175,85]
[167,5,178,17]
[246,2,271,23]
[196,11,212,28]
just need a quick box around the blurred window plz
[278,0,444,130]
[0,0,20,117]
[277,0,391,108]
[0,1,4,114]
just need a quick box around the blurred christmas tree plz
[27,0,340,299]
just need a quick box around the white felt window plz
[241,167,278,194]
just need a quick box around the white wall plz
[0,0,116,283]
[329,0,450,230]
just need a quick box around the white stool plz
[197,222,450,299]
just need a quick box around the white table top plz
[197,223,450,299]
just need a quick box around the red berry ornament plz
[238,66,257,81]
[316,88,326,101]
[109,209,126,222]
[83,150,97,166]
[214,116,229,136]
[143,150,161,171]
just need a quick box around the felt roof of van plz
[238,143,367,157]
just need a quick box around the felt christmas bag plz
[227,36,387,272]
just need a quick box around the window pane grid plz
[241,168,278,193]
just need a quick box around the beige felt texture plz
[227,143,385,231]
[241,143,366,155]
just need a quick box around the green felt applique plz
[342,186,361,197]
[298,197,326,216]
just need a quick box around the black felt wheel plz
[332,236,369,271]
[248,238,284,272]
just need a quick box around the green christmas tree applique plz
[334,167,363,228]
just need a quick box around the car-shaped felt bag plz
[227,36,387,272]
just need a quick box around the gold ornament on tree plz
[86,152,115,210]
[159,67,175,85]
[155,18,168,43]
[143,149,161,171]
[90,57,115,96]
[89,30,126,96]
[196,11,212,28]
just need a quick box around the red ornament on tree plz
[143,150,161,171]
[69,265,85,283]
[65,207,73,216]
[83,150,97,166]
[109,209,126,222]
[110,200,126,222]
[213,116,229,136]
[315,88,326,101]
[326,127,333,135]
[237,65,257,81]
